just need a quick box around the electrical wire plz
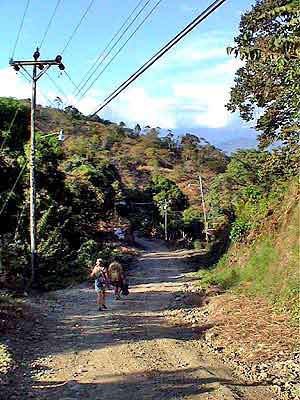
[78,0,163,102]
[75,0,146,95]
[39,0,62,49]
[61,0,96,55]
[14,200,28,241]
[11,0,30,59]
[64,70,81,93]
[46,72,69,101]
[75,0,153,96]
[90,0,227,116]
[0,108,20,151]
[0,163,27,217]
[18,68,31,83]
[18,69,55,107]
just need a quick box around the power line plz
[0,163,27,217]
[0,108,20,151]
[37,87,56,108]
[11,0,30,59]
[18,68,31,83]
[18,69,56,107]
[74,0,146,96]
[61,0,96,55]
[90,0,227,117]
[39,0,62,49]
[14,200,28,241]
[75,0,153,97]
[46,71,69,101]
[78,0,163,102]
[64,70,81,93]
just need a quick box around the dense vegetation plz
[0,0,298,325]
[0,98,230,290]
[202,0,300,321]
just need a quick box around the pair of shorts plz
[95,279,105,292]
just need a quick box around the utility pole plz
[199,175,209,243]
[9,48,65,286]
[164,199,168,241]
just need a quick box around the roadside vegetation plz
[199,180,299,322]
[0,0,298,316]
[198,0,299,321]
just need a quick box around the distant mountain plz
[172,127,258,154]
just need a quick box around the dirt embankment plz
[0,238,288,400]
[166,284,299,400]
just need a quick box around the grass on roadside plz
[197,201,299,323]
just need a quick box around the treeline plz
[0,97,230,291]
[1,0,299,293]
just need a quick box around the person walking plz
[90,258,109,311]
[108,260,125,300]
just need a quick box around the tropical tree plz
[227,0,300,175]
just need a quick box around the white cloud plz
[170,46,226,64]
[173,83,231,128]
[0,68,31,99]
[212,58,244,74]
[99,54,242,129]
[105,87,177,128]
[0,46,242,131]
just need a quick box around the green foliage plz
[182,206,202,226]
[75,239,100,271]
[151,175,187,211]
[207,148,291,241]
[227,0,300,175]
[198,185,299,321]
[230,220,253,242]
[0,97,29,152]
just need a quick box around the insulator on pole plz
[33,48,40,60]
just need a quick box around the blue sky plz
[0,0,256,136]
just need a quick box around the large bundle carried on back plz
[108,262,123,282]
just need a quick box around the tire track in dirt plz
[10,237,277,400]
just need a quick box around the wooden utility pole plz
[164,199,168,241]
[9,48,65,286]
[199,175,209,243]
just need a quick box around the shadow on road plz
[31,367,266,400]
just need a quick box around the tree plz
[0,97,29,151]
[54,97,63,110]
[64,105,82,118]
[134,123,141,136]
[150,175,187,212]
[227,0,300,175]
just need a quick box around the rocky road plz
[6,238,278,400]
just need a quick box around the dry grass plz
[205,293,299,363]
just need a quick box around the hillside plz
[200,180,299,321]
[0,98,230,291]
[36,104,229,200]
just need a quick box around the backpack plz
[109,262,122,282]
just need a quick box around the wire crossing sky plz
[61,0,96,55]
[39,0,62,50]
[77,0,164,103]
[2,0,255,143]
[10,0,30,60]
[75,0,153,96]
[90,0,227,115]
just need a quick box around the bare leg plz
[97,292,101,307]
[115,286,121,300]
[102,290,106,307]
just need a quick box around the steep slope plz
[200,180,299,321]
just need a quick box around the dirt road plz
[10,238,276,400]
